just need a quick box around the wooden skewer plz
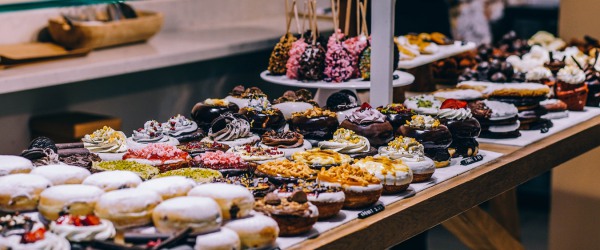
[301,0,308,39]
[361,0,368,36]
[344,0,351,35]
[293,0,301,35]
[285,0,290,32]
[330,0,337,31]
[356,0,360,36]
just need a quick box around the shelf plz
[397,42,476,69]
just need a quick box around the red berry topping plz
[360,102,372,110]
[441,99,467,109]
[21,228,45,244]
[147,239,162,248]
[82,215,101,226]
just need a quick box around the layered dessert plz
[468,100,521,138]
[256,159,317,184]
[290,107,339,141]
[203,113,260,147]
[291,149,352,170]
[556,65,589,111]
[318,128,375,158]
[437,99,481,158]
[122,143,190,173]
[254,192,319,236]
[238,96,286,134]
[317,163,383,209]
[192,151,250,176]
[326,90,360,123]
[191,98,240,131]
[403,95,442,115]
[82,126,128,161]
[378,136,435,182]
[177,141,230,157]
[22,137,100,169]
[353,156,413,194]
[376,103,413,134]
[227,145,285,163]
[485,83,552,130]
[161,114,203,143]
[127,120,179,150]
[398,115,453,168]
[339,103,394,147]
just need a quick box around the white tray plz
[397,41,476,69]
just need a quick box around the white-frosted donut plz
[224,214,279,249]
[187,183,254,220]
[194,228,241,250]
[50,218,116,242]
[152,196,222,235]
[318,180,384,193]
[137,176,196,200]
[0,155,34,176]
[31,164,91,185]
[82,171,142,191]
[94,188,162,229]
[403,156,435,175]
[39,184,104,221]
[3,231,70,250]
[0,174,52,212]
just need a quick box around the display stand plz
[396,42,476,69]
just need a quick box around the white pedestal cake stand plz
[260,70,414,106]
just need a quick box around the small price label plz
[541,126,549,133]
[358,204,385,219]
[460,155,484,166]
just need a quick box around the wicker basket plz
[48,11,163,50]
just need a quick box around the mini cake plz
[433,89,484,101]
[290,107,339,141]
[192,151,250,176]
[353,156,413,194]
[82,170,143,191]
[187,183,254,220]
[194,228,241,250]
[123,143,191,173]
[0,155,33,176]
[339,103,394,147]
[38,184,104,221]
[468,100,521,138]
[50,214,116,242]
[0,174,51,212]
[137,176,196,200]
[239,95,286,134]
[291,149,352,170]
[398,115,453,168]
[161,114,204,143]
[91,160,159,180]
[224,214,279,249]
[377,103,414,133]
[191,98,240,131]
[318,128,375,158]
[177,141,230,157]
[30,164,91,185]
[224,86,266,109]
[153,168,223,183]
[212,175,274,198]
[317,164,383,209]
[526,66,555,88]
[203,113,260,147]
[275,180,345,220]
[272,89,318,120]
[127,120,179,150]
[82,126,128,161]
[0,222,70,250]
[378,136,435,182]
[437,99,481,158]
[152,196,222,235]
[326,90,360,123]
[584,62,600,107]
[94,188,162,229]
[540,99,569,119]
[227,145,285,163]
[254,192,319,236]
[403,95,442,115]
[260,130,312,157]
[486,83,550,110]
[256,159,317,184]
[556,65,589,111]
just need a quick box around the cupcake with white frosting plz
[556,65,589,111]
[378,136,435,182]
[202,113,260,147]
[161,114,203,143]
[318,128,375,158]
[127,120,179,150]
[50,214,116,242]
[82,126,128,161]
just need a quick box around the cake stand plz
[260,70,415,106]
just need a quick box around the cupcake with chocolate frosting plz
[191,98,240,131]
[437,99,481,158]
[339,103,394,147]
[290,107,339,142]
[202,113,260,147]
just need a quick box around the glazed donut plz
[187,183,254,220]
[224,214,279,249]
[0,155,34,176]
[152,196,222,235]
[137,176,196,200]
[0,174,52,212]
[194,228,241,250]
[30,164,91,185]
[94,188,162,229]
[38,184,104,221]
[82,171,142,191]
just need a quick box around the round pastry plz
[433,89,484,101]
[194,228,241,250]
[94,188,162,229]
[526,66,555,87]
[272,89,318,120]
[540,99,569,119]
[398,115,453,168]
[403,95,442,115]
[91,160,159,180]
[191,98,240,131]
[0,174,52,212]
[0,155,34,176]
[50,214,116,242]
[256,159,317,184]
[223,214,279,249]
[127,120,179,150]
[224,86,266,109]
[82,126,128,161]
[378,136,435,182]
[376,103,414,133]
[468,100,521,139]
[275,180,345,220]
[289,107,339,142]
[260,130,312,157]
[227,145,285,163]
[192,151,250,176]
[154,168,223,183]
[290,149,352,170]
[339,103,394,147]
[212,175,274,198]
[352,156,413,194]
[1,226,70,250]
[239,96,286,134]
[137,176,196,200]
[486,83,550,110]
[317,164,383,209]
[82,171,143,191]
[437,99,481,158]
[556,65,589,111]
[188,183,254,220]
[326,90,360,123]
[203,113,260,147]
[178,141,230,158]
[161,114,204,143]
[152,196,222,235]
[39,184,104,221]
[123,143,191,173]
[254,192,319,236]
[30,164,91,185]
[318,128,376,158]
[20,137,61,167]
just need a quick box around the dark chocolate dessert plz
[191,99,240,132]
[339,103,394,147]
[436,99,481,158]
[377,104,414,133]
[298,43,326,81]
[398,115,453,167]
[238,96,286,134]
[290,107,339,141]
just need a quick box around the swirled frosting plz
[3,231,70,250]
[82,126,127,153]
[482,100,518,120]
[557,66,586,84]
[162,114,198,137]
[347,108,386,124]
[526,66,552,81]
[406,115,440,128]
[318,128,370,154]
[378,136,425,162]
[132,120,170,143]
[50,219,115,242]
[208,114,251,141]
[437,108,472,120]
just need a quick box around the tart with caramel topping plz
[290,149,352,170]
[317,164,383,209]
[352,156,413,194]
[256,159,317,184]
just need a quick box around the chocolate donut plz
[399,115,452,167]
[290,108,339,141]
[191,99,240,131]
[339,103,394,147]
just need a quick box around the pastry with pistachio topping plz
[191,98,240,131]
[82,126,128,161]
[290,107,339,141]
[403,95,442,115]
[238,95,286,134]
[352,156,413,194]
[377,103,414,133]
[399,115,452,168]
[378,136,435,182]
[317,163,382,209]
[91,160,159,180]
[318,128,375,158]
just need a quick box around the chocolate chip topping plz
[264,193,282,206]
[288,191,308,204]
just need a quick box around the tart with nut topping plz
[352,156,413,194]
[256,159,317,184]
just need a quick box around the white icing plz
[82,171,142,191]
[422,42,439,54]
[224,214,279,249]
[227,146,285,162]
[3,232,70,250]
[201,134,260,148]
[204,98,230,106]
[318,181,383,193]
[96,152,125,162]
[437,108,472,120]
[557,66,586,85]
[194,228,241,250]
[403,95,441,115]
[334,107,360,124]
[161,114,199,137]
[404,157,436,175]
[506,55,545,73]
[482,100,518,120]
[276,191,346,204]
[137,176,196,200]
[95,188,162,215]
[40,185,103,205]
[0,174,52,211]
[318,129,370,154]
[30,164,91,185]
[50,219,116,242]
[152,196,222,234]
[224,96,248,108]
[353,161,413,186]
[188,183,254,219]
[82,127,128,154]
[488,120,521,133]
[433,89,483,100]
[273,102,314,120]
[542,111,569,120]
[125,137,179,151]
[526,67,552,81]
[0,155,34,176]
[260,140,312,157]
